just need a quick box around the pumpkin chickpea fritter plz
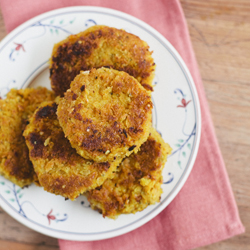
[0,88,55,187]
[86,128,172,219]
[24,101,122,200]
[57,68,153,163]
[50,25,155,96]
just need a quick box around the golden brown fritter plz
[0,88,55,187]
[23,101,122,200]
[57,68,152,163]
[49,25,155,96]
[86,128,172,219]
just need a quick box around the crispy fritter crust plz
[23,101,122,200]
[50,25,155,96]
[0,88,55,187]
[86,128,172,218]
[57,68,152,163]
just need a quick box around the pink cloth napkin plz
[0,0,244,249]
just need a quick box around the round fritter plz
[86,128,172,219]
[23,101,122,200]
[50,25,155,96]
[0,88,55,187]
[57,68,153,163]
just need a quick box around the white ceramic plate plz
[0,6,201,241]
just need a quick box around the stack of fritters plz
[0,25,172,219]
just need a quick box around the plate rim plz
[0,6,201,241]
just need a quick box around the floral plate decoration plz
[0,6,201,241]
